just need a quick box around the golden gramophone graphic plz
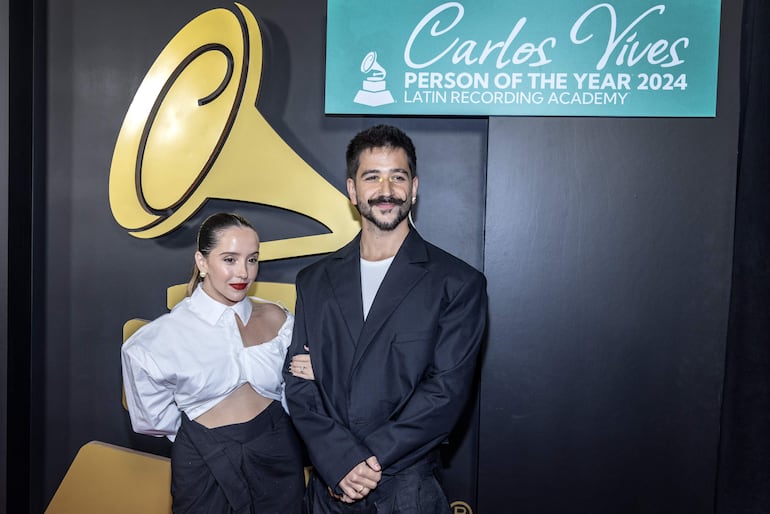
[109,3,360,263]
[112,4,362,409]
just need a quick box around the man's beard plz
[357,195,412,231]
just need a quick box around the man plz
[284,124,487,512]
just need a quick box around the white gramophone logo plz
[353,51,395,107]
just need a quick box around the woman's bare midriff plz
[194,384,272,428]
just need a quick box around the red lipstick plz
[230,283,248,291]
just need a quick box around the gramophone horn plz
[361,51,386,80]
[109,3,360,261]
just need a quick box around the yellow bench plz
[46,441,172,514]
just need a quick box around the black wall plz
[1,0,9,507]
[6,0,48,511]
[2,0,757,512]
[481,115,738,512]
[717,1,770,512]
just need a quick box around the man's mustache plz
[368,196,405,206]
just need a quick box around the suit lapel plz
[351,230,428,369]
[326,235,364,348]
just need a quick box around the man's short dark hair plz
[345,124,417,180]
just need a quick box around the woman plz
[122,212,305,513]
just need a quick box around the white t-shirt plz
[360,256,394,319]
[121,285,293,440]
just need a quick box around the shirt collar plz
[190,285,252,325]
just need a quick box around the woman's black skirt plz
[171,401,305,514]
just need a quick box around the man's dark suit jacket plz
[284,229,488,492]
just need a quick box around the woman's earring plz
[200,271,207,279]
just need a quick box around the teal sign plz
[325,1,721,116]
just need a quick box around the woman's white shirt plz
[121,285,293,440]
